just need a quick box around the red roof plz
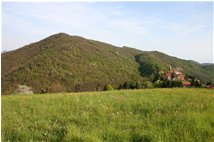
[166,71,172,77]
[182,81,191,86]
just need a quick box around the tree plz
[123,82,130,89]
[130,82,136,89]
[135,82,141,89]
[171,80,182,87]
[154,80,164,88]
[162,78,171,87]
[206,81,212,86]
[118,84,123,89]
[142,81,154,88]
[151,72,161,83]
[193,79,201,87]
[103,84,114,91]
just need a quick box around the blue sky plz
[2,2,213,63]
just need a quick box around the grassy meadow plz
[2,88,214,141]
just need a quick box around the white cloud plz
[2,2,213,63]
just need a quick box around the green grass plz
[2,88,214,141]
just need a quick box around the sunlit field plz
[2,88,214,141]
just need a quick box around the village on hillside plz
[154,64,214,89]
[159,65,191,87]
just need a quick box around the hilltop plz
[1,33,214,94]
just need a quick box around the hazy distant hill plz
[1,33,213,94]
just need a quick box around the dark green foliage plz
[153,77,182,88]
[121,82,136,89]
[151,72,161,83]
[135,82,141,89]
[141,81,154,88]
[123,82,130,89]
[154,80,164,88]
[191,80,202,87]
[130,82,136,89]
[171,80,183,87]
[120,81,154,89]
[162,79,171,88]
[206,81,212,86]
[118,84,123,89]
[186,75,202,87]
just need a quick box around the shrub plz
[135,82,142,89]
[142,81,154,88]
[171,80,183,87]
[206,81,212,86]
[123,82,130,89]
[130,82,136,89]
[192,79,202,87]
[103,84,114,91]
[154,80,164,88]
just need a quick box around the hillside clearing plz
[2,88,214,141]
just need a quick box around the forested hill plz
[2,33,213,94]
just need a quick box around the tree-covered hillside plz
[2,33,143,94]
[135,51,214,82]
[2,33,213,95]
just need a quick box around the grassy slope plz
[2,89,214,141]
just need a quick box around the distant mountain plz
[2,33,213,94]
[201,63,214,72]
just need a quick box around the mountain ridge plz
[2,33,213,95]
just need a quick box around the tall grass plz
[2,88,214,141]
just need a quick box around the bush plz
[142,81,154,88]
[103,84,114,91]
[171,80,183,87]
[191,79,201,87]
[123,82,130,89]
[130,82,136,89]
[206,81,212,86]
[154,80,164,88]
[135,82,142,89]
